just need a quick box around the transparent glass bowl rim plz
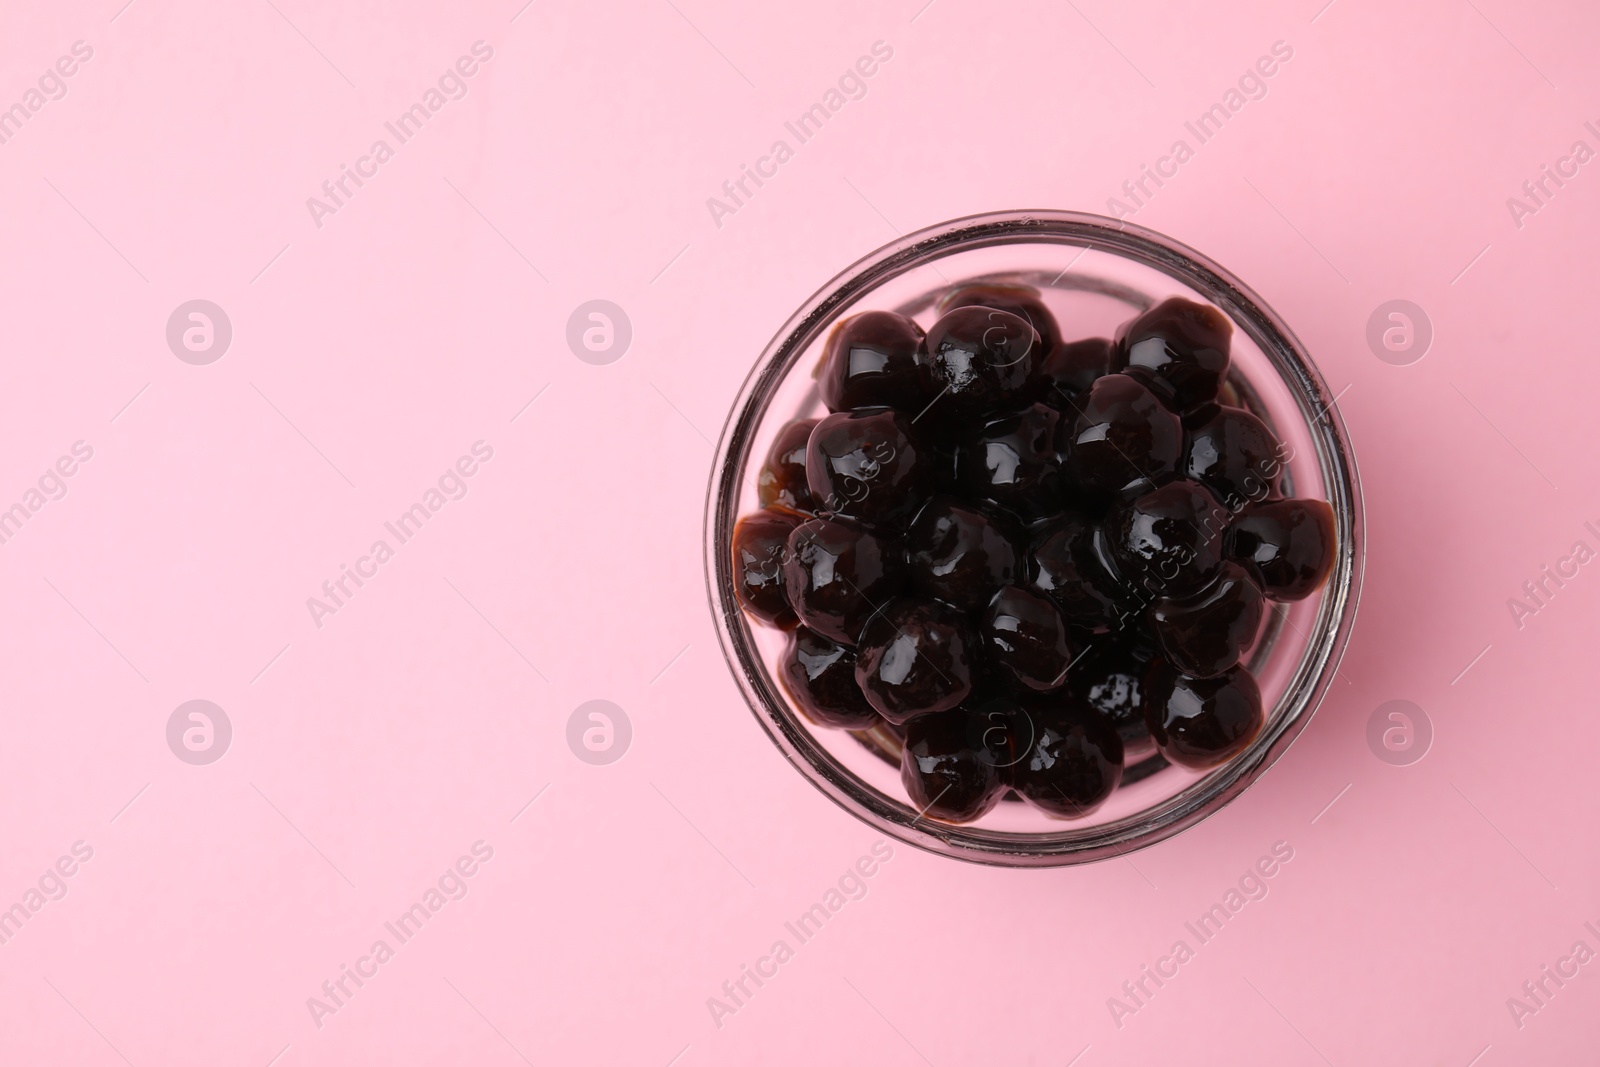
[703,209,1365,868]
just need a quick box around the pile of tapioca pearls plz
[732,283,1334,824]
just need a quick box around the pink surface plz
[0,0,1594,1063]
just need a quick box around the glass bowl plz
[704,210,1363,867]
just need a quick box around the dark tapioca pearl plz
[757,418,819,513]
[1147,562,1265,678]
[1184,405,1286,507]
[956,403,1065,522]
[805,408,932,528]
[731,508,802,629]
[938,283,1062,359]
[778,627,881,729]
[1226,497,1337,601]
[1057,373,1183,496]
[1106,479,1230,600]
[1067,642,1157,764]
[1009,698,1124,818]
[905,496,1020,611]
[900,708,1006,822]
[1040,337,1119,408]
[1115,296,1233,413]
[981,584,1075,693]
[854,598,976,724]
[819,310,927,412]
[782,517,905,646]
[917,306,1041,427]
[1028,515,1125,635]
[1143,659,1264,768]
[1086,522,1163,633]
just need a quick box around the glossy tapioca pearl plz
[805,408,932,527]
[818,310,927,412]
[1085,523,1162,630]
[731,509,802,628]
[1115,296,1233,414]
[757,418,819,513]
[1226,497,1336,601]
[1040,337,1119,408]
[1105,479,1231,600]
[1147,562,1264,678]
[900,708,1006,823]
[1057,373,1183,496]
[917,306,1041,427]
[1009,698,1124,818]
[1028,515,1125,635]
[981,585,1075,693]
[1143,659,1264,768]
[778,627,881,729]
[1184,405,1286,507]
[938,283,1062,360]
[905,496,1020,611]
[1067,641,1157,764]
[956,403,1065,522]
[854,598,976,724]
[781,517,905,646]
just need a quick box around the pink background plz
[0,0,1595,1063]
